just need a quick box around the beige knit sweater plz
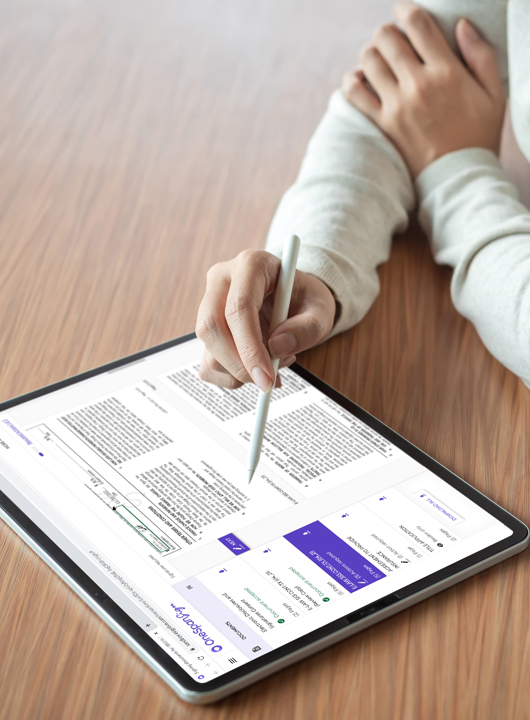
[266,0,530,386]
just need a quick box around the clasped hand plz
[342,1,506,178]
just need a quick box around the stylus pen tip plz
[247,469,255,485]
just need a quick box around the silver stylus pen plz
[247,234,300,484]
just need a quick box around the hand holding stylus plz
[196,248,336,392]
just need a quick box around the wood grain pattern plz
[0,1,529,718]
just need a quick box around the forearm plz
[266,90,414,336]
[417,149,530,386]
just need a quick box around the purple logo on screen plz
[170,604,223,652]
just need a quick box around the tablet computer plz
[0,333,527,704]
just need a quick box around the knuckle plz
[410,82,425,101]
[234,249,278,283]
[391,98,405,117]
[305,312,326,341]
[408,77,429,103]
[225,293,253,325]
[384,96,404,122]
[205,262,222,283]
[342,71,362,99]
[405,5,428,30]
[197,364,211,383]
[225,376,243,390]
[195,310,219,343]
[236,248,257,265]
[342,69,355,90]
[204,353,222,372]
[361,44,378,62]
[232,364,252,384]
[373,22,395,43]
[235,342,263,380]
[236,248,268,270]
[372,24,384,43]
[436,63,455,85]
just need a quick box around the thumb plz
[456,18,503,97]
[268,304,334,360]
[267,271,336,360]
[268,312,329,359]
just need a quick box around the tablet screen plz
[0,336,514,686]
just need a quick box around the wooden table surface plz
[1,1,529,718]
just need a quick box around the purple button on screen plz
[218,533,250,555]
[284,520,385,593]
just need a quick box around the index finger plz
[224,250,278,391]
[394,2,455,65]
[196,264,253,383]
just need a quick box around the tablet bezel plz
[0,332,528,703]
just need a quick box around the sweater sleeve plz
[416,148,530,386]
[265,90,414,337]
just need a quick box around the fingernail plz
[268,332,297,358]
[251,367,273,393]
[463,19,479,41]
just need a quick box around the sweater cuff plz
[415,148,504,200]
[269,244,352,338]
